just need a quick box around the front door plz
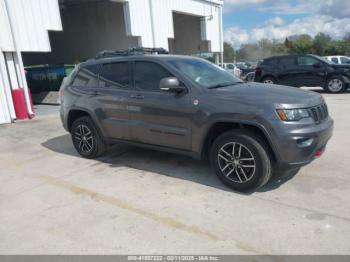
[128,61,192,151]
[295,56,326,87]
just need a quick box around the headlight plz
[276,109,310,121]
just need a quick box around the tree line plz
[224,33,350,62]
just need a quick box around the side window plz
[340,57,350,64]
[262,59,275,66]
[227,64,235,70]
[134,62,173,91]
[71,65,99,87]
[331,57,339,64]
[99,62,130,89]
[279,57,295,69]
[297,56,319,66]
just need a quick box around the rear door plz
[128,60,192,151]
[277,56,299,86]
[95,61,133,140]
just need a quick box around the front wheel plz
[325,77,346,93]
[210,131,272,192]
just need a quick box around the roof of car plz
[263,54,319,61]
[80,54,204,67]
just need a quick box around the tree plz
[313,33,332,56]
[228,32,350,62]
[223,42,235,62]
[286,34,314,54]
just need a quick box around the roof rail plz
[95,47,168,59]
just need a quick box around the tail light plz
[58,88,64,104]
[255,67,262,73]
[59,87,64,97]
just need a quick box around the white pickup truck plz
[219,63,241,78]
[324,56,350,65]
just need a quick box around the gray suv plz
[60,48,333,191]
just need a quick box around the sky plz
[223,0,350,48]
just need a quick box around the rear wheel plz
[71,116,106,158]
[325,77,346,93]
[262,76,276,84]
[210,131,272,192]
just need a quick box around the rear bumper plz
[273,117,334,169]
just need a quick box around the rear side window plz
[261,59,275,66]
[134,62,173,91]
[71,65,99,87]
[297,56,319,66]
[99,62,130,89]
[278,57,296,69]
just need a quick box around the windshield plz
[168,58,242,88]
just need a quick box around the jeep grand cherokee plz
[60,48,333,191]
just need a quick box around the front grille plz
[309,103,328,124]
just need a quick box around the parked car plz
[255,54,350,93]
[60,48,333,191]
[324,56,350,65]
[236,62,257,82]
[219,63,241,78]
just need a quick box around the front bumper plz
[273,117,334,169]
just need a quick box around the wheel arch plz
[261,75,277,83]
[200,121,278,163]
[67,108,105,137]
[326,73,350,84]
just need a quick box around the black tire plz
[325,77,346,93]
[210,130,272,192]
[71,116,106,158]
[261,76,276,85]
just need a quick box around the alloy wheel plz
[74,124,94,153]
[217,142,256,183]
[328,79,343,93]
[263,79,274,84]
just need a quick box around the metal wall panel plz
[0,52,16,124]
[0,0,15,51]
[0,0,62,52]
[126,0,223,52]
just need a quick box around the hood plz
[331,64,350,73]
[209,82,324,109]
[332,64,350,69]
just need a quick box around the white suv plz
[324,56,350,65]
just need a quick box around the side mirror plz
[159,77,185,93]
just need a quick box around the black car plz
[254,54,350,93]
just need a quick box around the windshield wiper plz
[208,82,244,89]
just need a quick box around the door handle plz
[130,94,144,99]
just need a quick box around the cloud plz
[318,0,350,18]
[224,15,350,48]
[224,0,350,17]
[223,0,271,13]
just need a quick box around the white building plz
[0,0,224,124]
